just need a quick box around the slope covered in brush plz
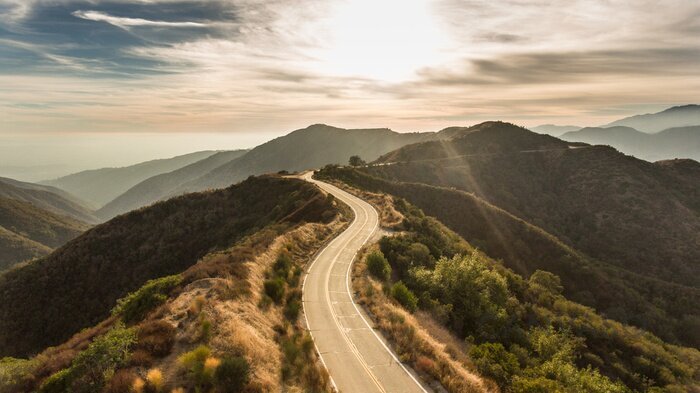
[317,167,700,347]
[370,122,700,291]
[0,176,337,357]
[0,177,97,223]
[0,197,89,271]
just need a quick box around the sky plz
[0,0,699,179]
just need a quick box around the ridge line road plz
[301,172,429,393]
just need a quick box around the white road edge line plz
[307,175,430,393]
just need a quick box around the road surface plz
[301,172,428,393]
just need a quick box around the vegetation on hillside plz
[0,197,88,271]
[0,176,337,358]
[352,190,699,392]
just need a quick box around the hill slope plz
[531,124,581,136]
[371,122,700,288]
[96,150,248,220]
[42,151,218,207]
[317,167,700,347]
[604,104,700,132]
[0,176,337,357]
[174,124,435,194]
[561,125,700,161]
[0,177,97,223]
[0,197,89,271]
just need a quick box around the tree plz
[366,251,391,281]
[349,155,366,167]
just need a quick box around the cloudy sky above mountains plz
[1,0,699,173]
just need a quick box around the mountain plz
[0,177,97,223]
[172,124,436,194]
[604,104,700,132]
[96,150,248,220]
[0,197,89,271]
[347,121,700,347]
[42,151,218,207]
[561,125,700,161]
[0,176,338,358]
[531,124,581,136]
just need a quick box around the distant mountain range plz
[531,105,700,161]
[560,125,700,162]
[96,124,437,219]
[604,104,700,132]
[0,177,94,271]
[41,150,218,207]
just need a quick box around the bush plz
[0,357,36,393]
[214,356,250,393]
[264,278,286,304]
[366,251,391,281]
[274,251,293,279]
[112,275,182,324]
[136,320,176,358]
[390,282,418,312]
[38,368,72,393]
[69,323,137,392]
[469,342,519,388]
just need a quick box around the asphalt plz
[301,172,429,393]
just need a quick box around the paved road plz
[301,172,428,393]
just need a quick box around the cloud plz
[71,10,207,28]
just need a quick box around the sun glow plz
[310,0,454,82]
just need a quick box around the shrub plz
[178,345,220,389]
[390,282,418,312]
[214,356,250,393]
[366,251,391,281]
[273,251,293,279]
[136,320,176,358]
[69,323,137,392]
[146,368,164,392]
[264,278,286,304]
[469,342,519,388]
[0,357,36,393]
[112,275,182,324]
[38,369,73,393]
[103,369,139,393]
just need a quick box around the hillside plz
[371,122,700,288]
[173,124,435,194]
[332,186,699,391]
[561,125,700,161]
[97,150,249,220]
[0,176,338,358]
[42,151,218,207]
[317,167,700,348]
[0,177,97,224]
[604,104,700,132]
[0,197,89,271]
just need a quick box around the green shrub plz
[366,251,391,281]
[38,368,73,393]
[178,345,214,389]
[214,356,250,393]
[274,251,293,279]
[0,357,37,393]
[69,323,137,393]
[390,282,418,312]
[264,278,286,304]
[469,342,519,388]
[112,275,182,323]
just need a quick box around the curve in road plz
[301,172,428,393]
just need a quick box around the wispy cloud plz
[71,10,208,29]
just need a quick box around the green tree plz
[366,251,391,281]
[469,342,519,388]
[390,282,418,312]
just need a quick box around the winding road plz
[301,172,428,393]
